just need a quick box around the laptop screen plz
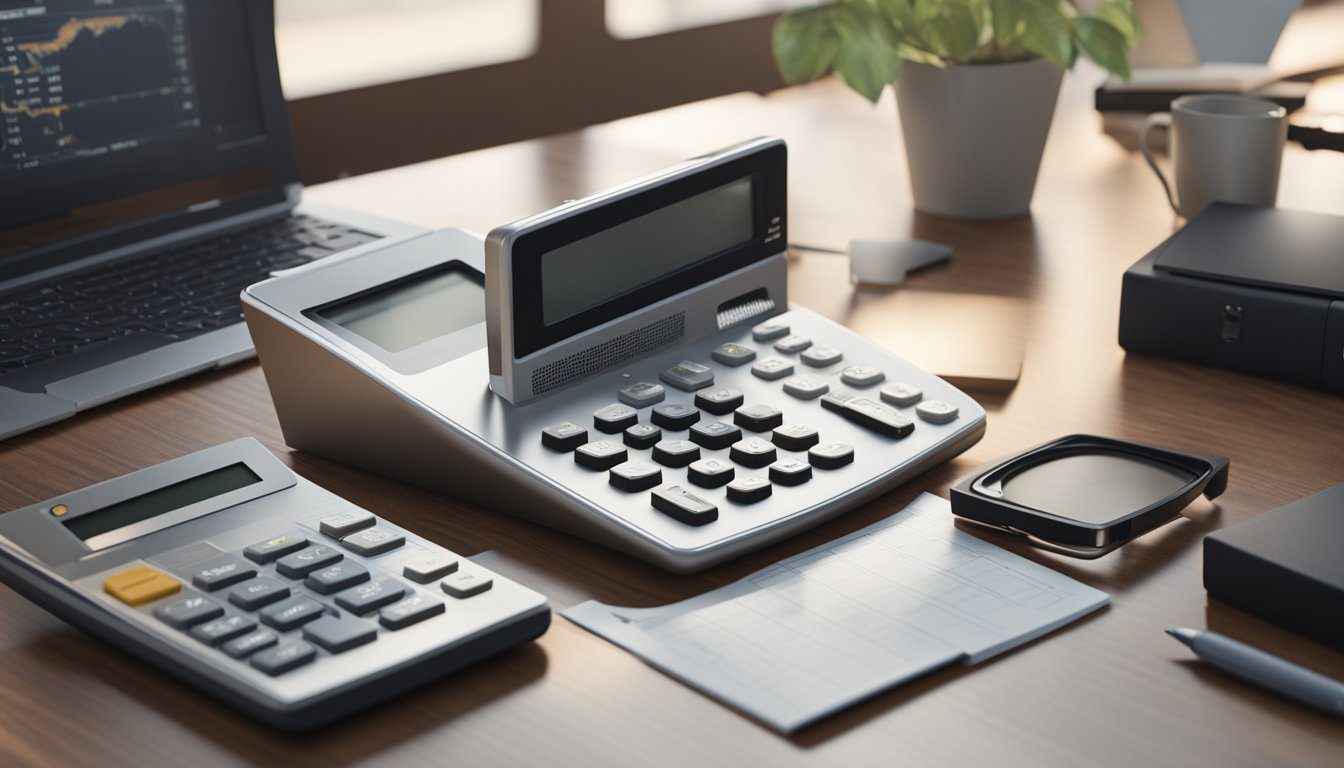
[0,0,299,281]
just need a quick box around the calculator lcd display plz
[63,463,262,542]
[318,264,485,353]
[1000,453,1197,525]
[539,176,754,325]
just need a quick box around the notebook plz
[564,493,1108,733]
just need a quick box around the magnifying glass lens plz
[1000,454,1197,526]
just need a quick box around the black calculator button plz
[726,477,772,504]
[542,421,588,452]
[190,555,257,592]
[609,459,662,492]
[317,510,376,538]
[575,440,628,470]
[380,593,446,630]
[879,382,923,407]
[341,526,407,557]
[711,343,756,366]
[259,595,327,632]
[222,629,278,659]
[617,381,665,407]
[809,442,855,469]
[623,423,662,449]
[229,576,291,611]
[276,545,343,578]
[243,534,308,564]
[840,365,885,387]
[782,375,829,400]
[442,571,494,598]
[695,388,744,415]
[734,404,783,432]
[403,554,459,584]
[801,345,843,367]
[251,639,317,676]
[752,321,789,341]
[651,403,700,430]
[652,439,700,468]
[820,390,856,413]
[651,486,718,526]
[189,614,257,646]
[769,459,813,486]
[842,397,915,438]
[689,420,742,450]
[916,399,960,424]
[154,595,224,629]
[335,575,408,615]
[306,560,371,595]
[773,334,812,354]
[659,360,715,391]
[594,403,638,433]
[687,458,735,488]
[730,438,777,468]
[303,615,378,654]
[751,357,793,381]
[772,424,820,451]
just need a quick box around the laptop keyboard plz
[0,216,378,375]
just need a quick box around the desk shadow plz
[17,627,548,766]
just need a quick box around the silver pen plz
[1167,628,1344,718]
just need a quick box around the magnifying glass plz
[950,435,1230,559]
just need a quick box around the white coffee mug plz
[1139,94,1287,218]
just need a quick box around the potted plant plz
[773,0,1142,218]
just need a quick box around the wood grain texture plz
[4,52,1344,768]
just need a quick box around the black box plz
[1119,204,1344,395]
[1204,484,1344,649]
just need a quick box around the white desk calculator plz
[0,439,550,729]
[243,138,986,572]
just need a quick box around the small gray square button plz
[840,365,885,387]
[773,334,812,354]
[751,357,794,381]
[660,360,715,391]
[442,571,493,599]
[317,510,376,538]
[782,375,829,400]
[801,346,843,367]
[403,554,459,583]
[711,343,756,366]
[341,526,406,556]
[618,381,665,407]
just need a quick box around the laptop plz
[0,0,426,440]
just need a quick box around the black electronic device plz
[1119,204,1344,395]
[950,435,1229,558]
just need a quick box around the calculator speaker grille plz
[531,312,685,395]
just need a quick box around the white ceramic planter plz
[896,58,1063,219]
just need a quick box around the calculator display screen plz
[540,176,754,325]
[317,264,485,353]
[63,464,262,542]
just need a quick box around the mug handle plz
[1139,112,1178,214]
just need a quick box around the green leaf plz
[831,1,905,102]
[1074,16,1131,79]
[912,0,981,61]
[1097,0,1143,45]
[986,0,1020,47]
[875,0,914,30]
[771,6,840,85]
[1015,0,1073,70]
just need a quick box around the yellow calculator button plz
[103,565,181,606]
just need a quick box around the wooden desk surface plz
[3,66,1344,768]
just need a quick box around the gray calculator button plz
[593,403,639,433]
[541,421,588,452]
[442,571,494,599]
[711,343,756,366]
[154,595,224,629]
[773,334,812,354]
[840,365,885,387]
[695,387,744,415]
[735,404,784,432]
[650,486,718,526]
[782,375,829,400]
[189,613,257,646]
[769,459,813,486]
[651,439,700,468]
[380,592,446,630]
[623,423,662,449]
[228,576,291,611]
[617,381,665,407]
[276,545,343,578]
[801,345,843,367]
[880,382,923,407]
[609,459,662,492]
[303,615,378,654]
[772,424,820,451]
[259,595,326,632]
[689,420,742,450]
[751,357,794,380]
[250,639,317,676]
[335,575,408,615]
[341,526,406,557]
[809,442,855,469]
[842,397,915,438]
[726,476,772,504]
[916,399,960,424]
[820,389,857,413]
[575,440,628,470]
[317,510,376,538]
[222,629,278,659]
[659,360,715,391]
[752,321,789,341]
[650,403,700,430]
[305,560,371,595]
[243,534,308,564]
[190,555,257,592]
[730,438,777,468]
[687,458,735,488]
[403,554,459,584]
